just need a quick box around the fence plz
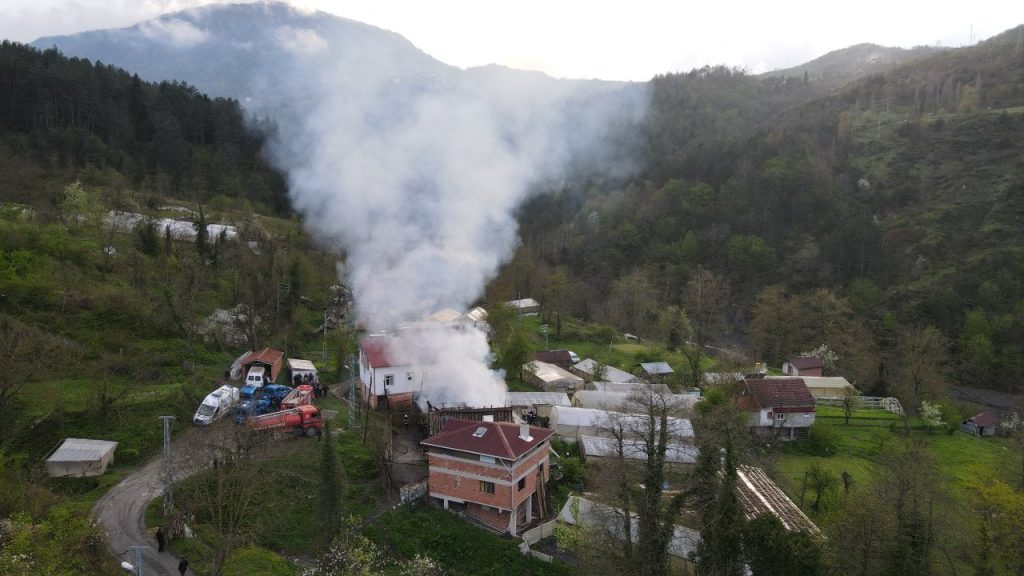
[520,519,557,545]
[399,479,428,503]
[816,395,904,416]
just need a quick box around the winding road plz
[92,423,235,576]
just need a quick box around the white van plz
[245,366,268,388]
[193,385,241,425]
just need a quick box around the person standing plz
[155,526,165,553]
[178,557,188,575]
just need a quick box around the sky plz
[1,0,1022,81]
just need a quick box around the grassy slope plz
[770,407,1020,569]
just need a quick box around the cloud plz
[275,26,328,55]
[137,16,208,47]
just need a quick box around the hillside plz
[492,24,1024,393]
[760,42,944,89]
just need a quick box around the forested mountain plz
[497,25,1024,393]
[31,1,457,105]
[0,41,287,211]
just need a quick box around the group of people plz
[154,527,189,575]
[292,372,329,398]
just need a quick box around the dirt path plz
[92,423,233,576]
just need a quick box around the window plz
[518,477,526,490]
[407,372,414,381]
[480,455,495,464]
[775,412,786,420]
[384,375,394,387]
[480,481,495,494]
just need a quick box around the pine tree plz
[314,420,342,551]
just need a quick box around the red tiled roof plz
[242,347,284,367]
[421,419,554,460]
[743,378,815,410]
[361,338,394,369]
[535,350,572,366]
[970,412,998,427]
[789,356,823,370]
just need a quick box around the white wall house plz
[359,337,428,409]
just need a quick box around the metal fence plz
[816,395,904,416]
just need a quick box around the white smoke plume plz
[265,23,646,406]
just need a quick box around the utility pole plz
[128,545,148,576]
[349,353,357,430]
[159,416,175,513]
[322,308,328,365]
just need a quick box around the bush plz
[223,546,297,576]
[806,422,841,456]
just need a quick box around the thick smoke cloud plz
[266,21,646,406]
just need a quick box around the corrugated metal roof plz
[506,392,572,407]
[47,438,118,463]
[507,298,540,309]
[591,381,671,395]
[789,356,823,370]
[361,337,395,368]
[573,359,636,383]
[559,496,700,559]
[523,361,584,384]
[579,435,699,463]
[639,362,674,375]
[735,464,820,534]
[242,347,284,367]
[287,358,317,372]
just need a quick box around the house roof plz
[360,338,395,369]
[287,358,317,372]
[507,298,540,309]
[638,362,674,375]
[579,435,699,464]
[743,378,815,409]
[242,347,284,367]
[425,307,463,323]
[46,438,118,464]
[735,464,820,534]
[969,412,998,427]
[788,356,823,370]
[536,350,573,365]
[421,419,553,460]
[573,359,636,383]
[524,361,584,384]
[769,376,851,390]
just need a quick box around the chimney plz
[519,423,533,442]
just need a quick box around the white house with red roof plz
[359,336,426,410]
[738,378,816,439]
[421,419,554,534]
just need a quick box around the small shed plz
[960,412,998,437]
[572,358,637,383]
[45,438,118,478]
[506,298,541,315]
[782,356,824,377]
[535,349,574,368]
[287,358,318,384]
[637,362,674,378]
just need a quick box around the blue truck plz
[233,384,294,423]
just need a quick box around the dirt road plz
[93,423,234,576]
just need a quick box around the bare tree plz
[683,267,729,388]
[895,325,950,416]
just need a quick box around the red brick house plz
[739,378,816,439]
[782,356,824,377]
[421,419,554,535]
